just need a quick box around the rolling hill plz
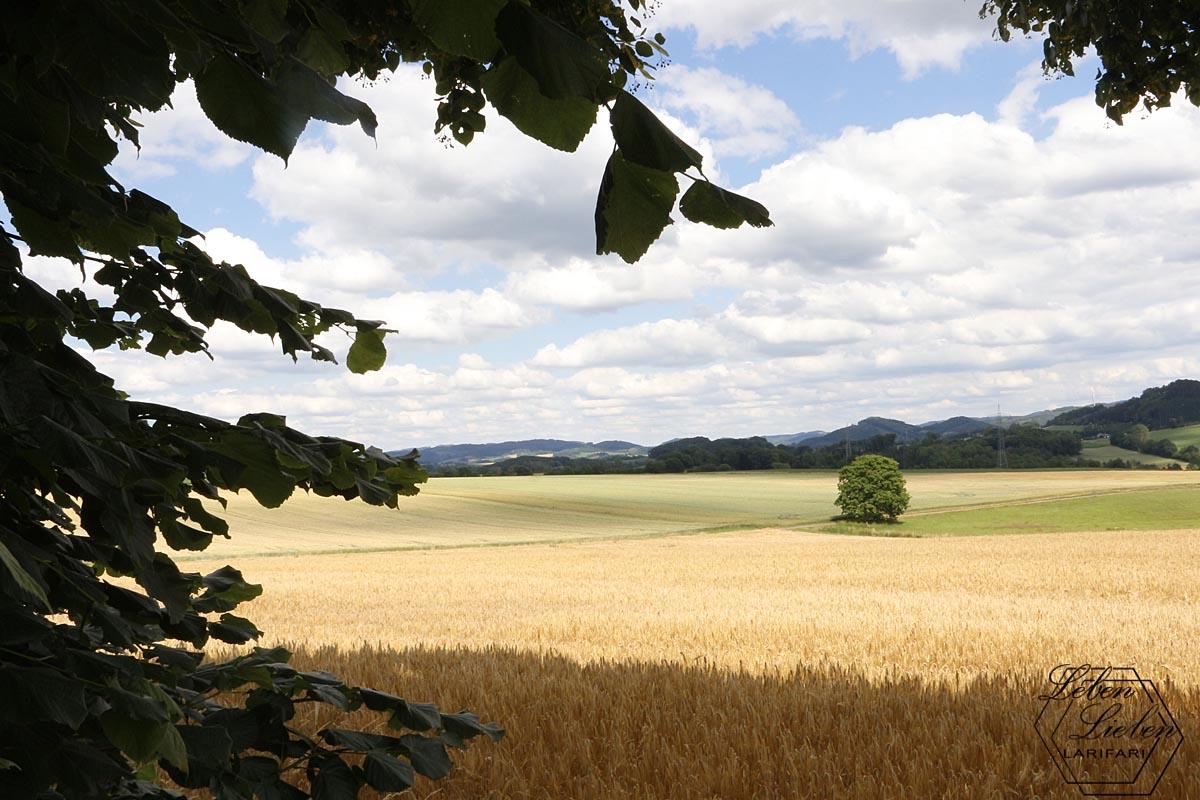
[919,416,991,436]
[402,439,649,467]
[763,431,827,445]
[800,417,926,449]
[1050,380,1200,428]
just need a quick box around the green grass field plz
[1152,422,1200,449]
[1081,441,1181,466]
[820,485,1200,536]
[193,469,1200,558]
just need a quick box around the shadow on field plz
[281,643,1198,800]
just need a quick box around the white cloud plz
[651,66,801,159]
[249,68,614,272]
[533,319,729,368]
[653,0,994,76]
[193,227,538,349]
[505,257,700,311]
[65,58,1200,448]
[112,82,252,181]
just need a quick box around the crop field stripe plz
[837,485,1200,537]
[176,522,774,561]
[193,470,1200,559]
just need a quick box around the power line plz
[995,403,1008,470]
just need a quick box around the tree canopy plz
[0,1,775,798]
[982,1,1200,122]
[835,456,911,524]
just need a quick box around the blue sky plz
[29,3,1200,448]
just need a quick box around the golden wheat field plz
[192,471,1200,799]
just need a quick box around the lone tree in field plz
[836,455,911,523]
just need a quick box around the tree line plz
[430,425,1169,476]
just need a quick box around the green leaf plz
[495,2,611,101]
[238,412,288,429]
[194,52,306,160]
[176,725,233,783]
[440,710,505,743]
[160,518,214,551]
[307,682,353,711]
[0,541,49,609]
[481,57,597,152]
[182,497,230,537]
[347,328,387,374]
[5,199,81,261]
[360,690,443,732]
[157,723,188,772]
[610,90,702,173]
[297,28,349,75]
[276,60,378,140]
[362,751,414,792]
[209,613,263,644]
[242,0,290,42]
[210,434,296,507]
[0,667,89,729]
[311,754,359,800]
[409,0,505,61]
[594,151,678,263]
[679,181,773,230]
[319,728,401,752]
[101,711,169,764]
[400,734,453,779]
[195,55,377,162]
[196,565,263,610]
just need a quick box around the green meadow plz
[1152,422,1200,449]
[1081,441,1181,466]
[819,484,1200,537]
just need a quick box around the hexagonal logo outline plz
[1034,664,1184,797]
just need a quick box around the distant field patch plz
[1153,422,1200,449]
[1081,441,1181,466]
[196,470,1200,558]
[821,485,1200,536]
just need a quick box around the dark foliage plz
[1050,380,1200,428]
[0,1,772,797]
[982,1,1200,123]
[646,437,787,473]
[638,427,1086,473]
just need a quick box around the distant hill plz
[398,400,1133,470]
[999,406,1081,427]
[764,430,827,445]
[788,407,1071,450]
[801,418,926,449]
[920,416,991,436]
[1049,380,1200,429]
[401,439,648,467]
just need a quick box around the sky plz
[24,2,1200,448]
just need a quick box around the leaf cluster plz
[0,0,777,794]
[982,1,1200,122]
